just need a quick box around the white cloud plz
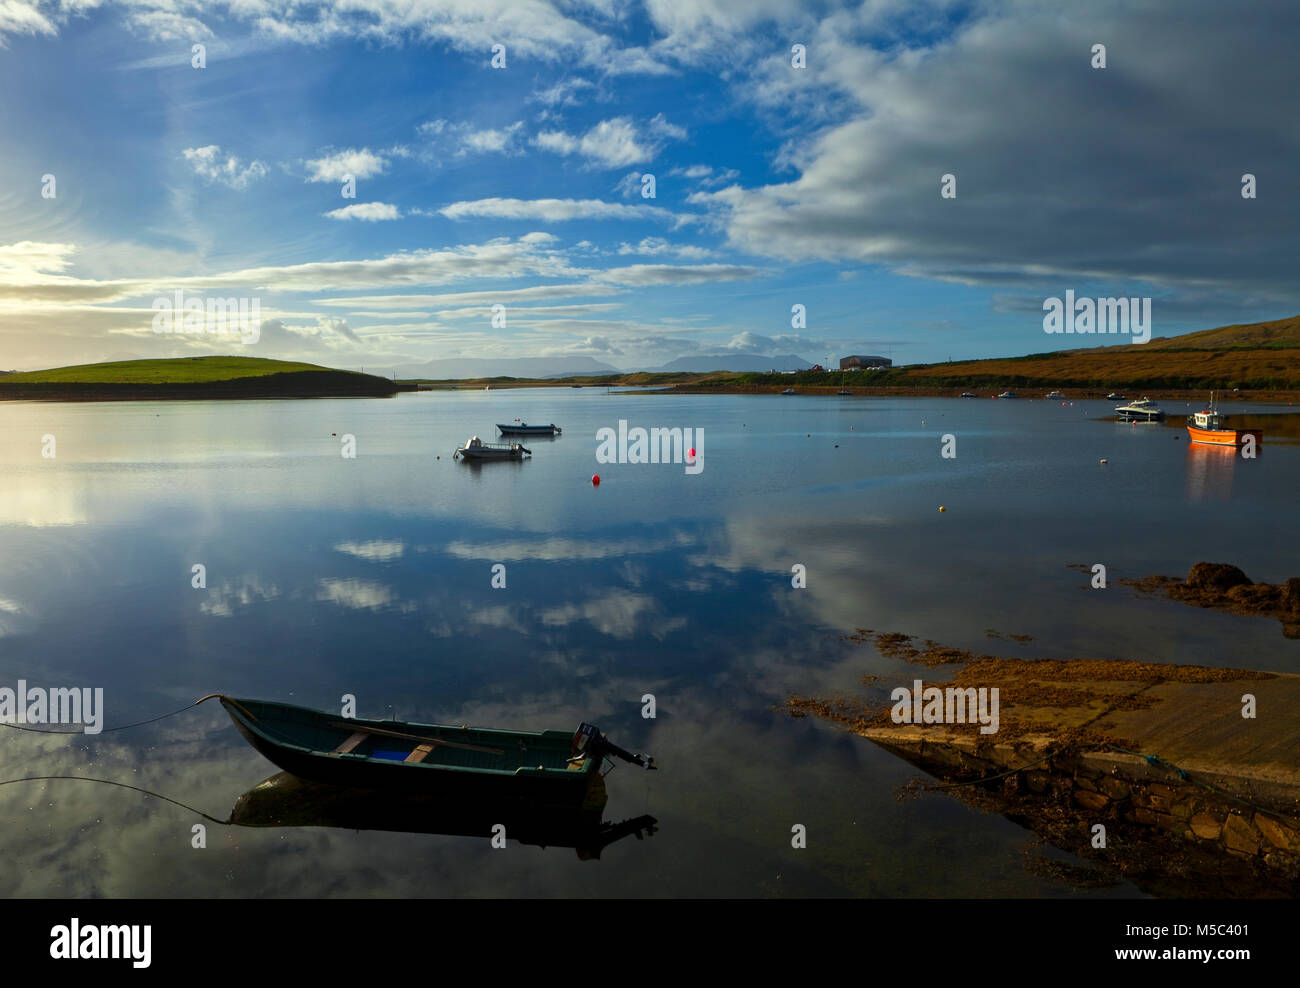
[0,235,588,305]
[324,202,402,221]
[313,284,623,308]
[530,77,598,106]
[594,263,762,286]
[722,331,833,353]
[539,590,685,639]
[419,119,525,156]
[0,241,78,278]
[181,146,268,190]
[617,237,715,260]
[534,115,683,168]
[671,164,740,187]
[334,540,405,561]
[438,197,673,223]
[200,576,280,618]
[316,577,395,611]
[305,148,388,182]
[0,1,59,42]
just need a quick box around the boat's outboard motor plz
[572,722,656,770]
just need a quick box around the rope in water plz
[0,775,229,824]
[0,693,224,735]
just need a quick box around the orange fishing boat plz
[1185,393,1262,447]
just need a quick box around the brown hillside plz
[896,347,1300,388]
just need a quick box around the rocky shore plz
[789,628,1300,896]
[1121,562,1300,638]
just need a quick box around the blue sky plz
[1,0,1297,372]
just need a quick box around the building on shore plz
[840,355,892,370]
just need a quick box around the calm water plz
[0,391,1296,897]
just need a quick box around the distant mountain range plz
[381,353,815,379]
[381,356,622,380]
[647,354,814,373]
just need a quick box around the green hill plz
[0,356,405,400]
[4,356,337,384]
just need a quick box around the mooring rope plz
[0,775,229,825]
[0,693,223,735]
[1103,744,1285,820]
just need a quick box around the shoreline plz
[790,619,1300,896]
[641,384,1300,402]
[0,371,412,402]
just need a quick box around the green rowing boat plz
[218,696,654,808]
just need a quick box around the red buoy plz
[591,474,600,486]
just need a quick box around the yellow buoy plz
[939,506,946,512]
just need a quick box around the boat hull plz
[1116,411,1164,422]
[220,697,603,808]
[497,424,559,436]
[1186,425,1262,446]
[456,447,527,460]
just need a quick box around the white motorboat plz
[1115,397,1165,422]
[1044,391,1065,399]
[996,391,1020,399]
[454,436,531,460]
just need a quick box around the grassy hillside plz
[0,356,405,400]
[1141,313,1300,350]
[880,346,1300,390]
[4,356,338,384]
[659,313,1300,394]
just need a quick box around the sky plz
[0,0,1297,372]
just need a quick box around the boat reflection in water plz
[1184,438,1240,503]
[229,771,658,860]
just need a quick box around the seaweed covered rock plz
[1186,562,1252,592]
[1282,578,1300,616]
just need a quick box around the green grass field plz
[3,356,344,384]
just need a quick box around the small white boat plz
[1115,397,1164,422]
[959,392,976,398]
[996,391,1020,399]
[1106,393,1125,401]
[781,388,796,395]
[453,436,531,460]
[1044,391,1065,399]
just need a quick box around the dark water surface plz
[1,391,1296,897]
